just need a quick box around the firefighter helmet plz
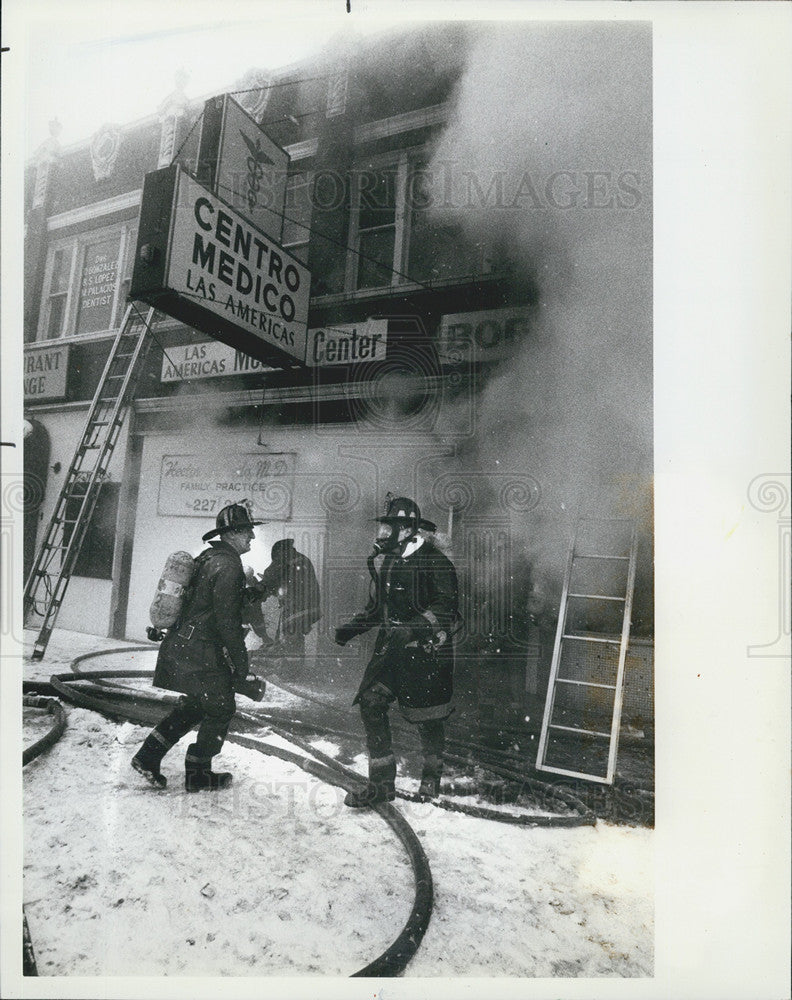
[202,500,264,541]
[374,496,437,533]
[375,496,421,531]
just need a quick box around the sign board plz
[160,319,388,381]
[305,318,388,368]
[198,95,289,243]
[130,164,311,367]
[437,306,530,363]
[75,237,118,333]
[160,341,274,382]
[157,452,295,520]
[24,344,70,401]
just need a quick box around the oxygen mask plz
[373,521,413,555]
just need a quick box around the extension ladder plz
[24,304,156,659]
[535,517,638,784]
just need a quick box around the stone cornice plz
[46,191,141,231]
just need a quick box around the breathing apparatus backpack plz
[149,550,196,630]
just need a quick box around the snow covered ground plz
[22,630,653,979]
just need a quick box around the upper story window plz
[345,149,496,294]
[408,160,486,284]
[44,246,72,340]
[37,221,137,342]
[346,152,409,292]
[282,171,312,265]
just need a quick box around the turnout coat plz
[153,540,249,698]
[257,549,321,637]
[343,537,459,721]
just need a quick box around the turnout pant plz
[358,684,445,772]
[150,688,236,762]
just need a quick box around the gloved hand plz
[334,624,357,646]
[234,673,266,701]
[243,584,266,605]
[422,629,447,652]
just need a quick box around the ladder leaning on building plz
[23,304,156,659]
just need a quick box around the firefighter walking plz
[132,502,263,792]
[334,496,460,807]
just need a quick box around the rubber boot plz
[344,755,396,808]
[131,732,169,788]
[184,750,233,792]
[417,755,443,801]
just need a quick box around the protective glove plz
[422,629,448,652]
[334,624,357,646]
[234,673,266,701]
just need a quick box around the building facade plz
[23,25,654,736]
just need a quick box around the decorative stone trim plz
[90,125,122,181]
[234,69,272,121]
[353,104,448,144]
[32,120,62,209]
[47,190,141,231]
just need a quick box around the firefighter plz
[131,501,263,791]
[334,496,459,807]
[248,538,321,656]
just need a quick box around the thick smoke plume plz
[424,22,653,626]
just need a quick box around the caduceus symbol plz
[240,131,275,214]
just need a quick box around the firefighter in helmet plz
[334,496,460,807]
[132,502,263,791]
[247,538,321,657]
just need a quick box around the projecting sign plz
[437,306,530,362]
[130,164,311,367]
[305,319,388,368]
[157,452,295,519]
[197,95,289,243]
[24,344,70,401]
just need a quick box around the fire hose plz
[22,694,69,976]
[23,654,433,978]
[64,647,597,826]
[22,640,612,975]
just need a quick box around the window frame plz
[281,169,313,265]
[345,149,413,293]
[36,220,137,344]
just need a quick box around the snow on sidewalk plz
[24,709,416,977]
[22,630,653,977]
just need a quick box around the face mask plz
[374,523,414,555]
[373,523,399,554]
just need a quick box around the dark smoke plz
[424,21,653,626]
